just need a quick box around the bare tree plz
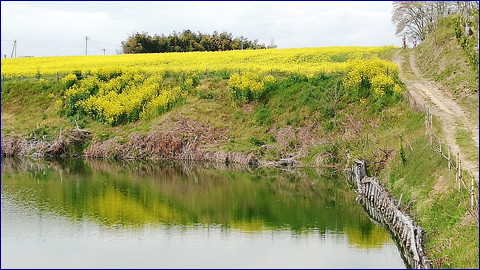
[392,1,478,43]
[392,1,429,42]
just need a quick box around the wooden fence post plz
[425,108,429,136]
[471,176,475,208]
[56,71,59,83]
[427,110,433,146]
[456,152,460,189]
[459,160,462,182]
[448,146,451,170]
[458,156,461,190]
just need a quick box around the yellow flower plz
[2,46,396,77]
[393,84,403,94]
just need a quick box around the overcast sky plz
[1,1,400,57]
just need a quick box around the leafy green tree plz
[121,30,268,54]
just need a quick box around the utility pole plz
[102,49,106,55]
[10,39,16,58]
[85,36,88,56]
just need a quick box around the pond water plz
[1,158,406,269]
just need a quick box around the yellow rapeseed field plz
[2,46,401,126]
[1,46,397,77]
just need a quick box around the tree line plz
[392,1,478,43]
[121,30,275,54]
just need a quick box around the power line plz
[89,38,119,48]
[24,45,49,48]
[1,37,119,57]
[21,44,84,51]
[1,43,13,54]
[1,40,16,58]
[1,38,121,57]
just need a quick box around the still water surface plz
[1,158,406,268]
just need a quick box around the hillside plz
[414,15,478,113]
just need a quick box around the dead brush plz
[1,136,28,156]
[142,132,184,158]
[85,138,124,158]
[2,130,89,158]
[46,129,91,157]
[86,132,198,160]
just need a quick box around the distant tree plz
[121,32,144,54]
[121,30,267,54]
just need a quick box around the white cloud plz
[1,1,399,57]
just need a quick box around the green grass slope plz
[415,15,478,110]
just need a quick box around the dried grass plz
[2,129,91,158]
[3,117,289,167]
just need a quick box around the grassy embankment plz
[1,47,401,163]
[1,44,478,268]
[378,15,479,269]
[377,87,478,268]
[415,15,479,169]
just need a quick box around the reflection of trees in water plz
[345,226,390,249]
[2,158,390,248]
[84,159,348,199]
[2,157,53,173]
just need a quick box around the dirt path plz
[393,50,478,181]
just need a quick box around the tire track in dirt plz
[393,50,478,180]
